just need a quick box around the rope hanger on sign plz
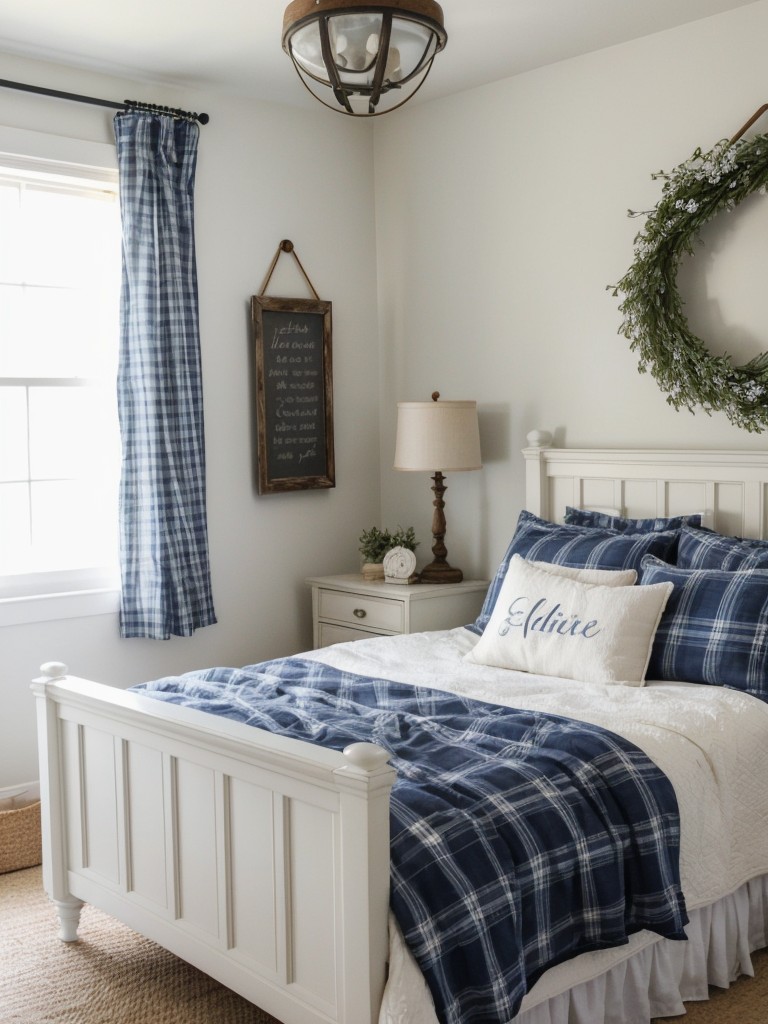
[259,240,320,299]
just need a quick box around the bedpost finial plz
[342,742,390,772]
[40,662,69,679]
[526,430,552,448]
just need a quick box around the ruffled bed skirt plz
[381,875,768,1024]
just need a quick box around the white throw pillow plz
[465,555,672,685]
[530,561,637,586]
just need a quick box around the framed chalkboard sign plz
[251,295,334,494]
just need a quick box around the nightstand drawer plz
[317,622,374,646]
[307,574,489,650]
[318,589,404,633]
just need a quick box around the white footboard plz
[32,662,395,1024]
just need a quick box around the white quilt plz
[305,626,768,1020]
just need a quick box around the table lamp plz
[393,391,481,583]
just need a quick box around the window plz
[0,143,122,623]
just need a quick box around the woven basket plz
[0,800,42,873]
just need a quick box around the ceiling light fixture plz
[282,0,447,116]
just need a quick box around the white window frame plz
[0,126,121,627]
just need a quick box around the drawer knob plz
[353,608,367,619]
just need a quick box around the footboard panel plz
[33,664,395,1024]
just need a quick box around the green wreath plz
[612,132,768,432]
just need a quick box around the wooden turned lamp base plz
[419,561,464,584]
[418,470,464,584]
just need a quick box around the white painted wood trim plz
[522,440,768,537]
[32,665,395,1024]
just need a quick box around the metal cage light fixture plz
[282,0,447,116]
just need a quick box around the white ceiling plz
[0,0,760,113]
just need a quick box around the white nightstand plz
[306,573,489,648]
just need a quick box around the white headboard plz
[523,431,768,540]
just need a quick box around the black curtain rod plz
[0,78,209,125]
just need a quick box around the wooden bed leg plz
[54,896,84,941]
[33,663,84,944]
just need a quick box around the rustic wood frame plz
[252,295,334,495]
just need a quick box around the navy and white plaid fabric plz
[134,658,687,1024]
[470,510,680,635]
[115,112,216,639]
[642,554,768,699]
[677,524,768,571]
[564,507,701,533]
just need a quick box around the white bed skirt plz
[381,875,768,1024]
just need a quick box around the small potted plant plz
[359,525,418,580]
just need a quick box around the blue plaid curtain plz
[114,112,216,639]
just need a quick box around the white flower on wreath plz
[742,382,766,401]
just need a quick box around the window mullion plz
[24,383,33,551]
[0,378,97,388]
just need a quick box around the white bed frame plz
[523,430,768,538]
[33,435,768,1024]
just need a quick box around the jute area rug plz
[0,867,279,1023]
[2,866,767,1023]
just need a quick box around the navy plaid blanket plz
[134,658,687,1024]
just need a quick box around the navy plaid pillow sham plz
[641,555,768,700]
[677,525,768,571]
[470,511,680,635]
[565,507,702,533]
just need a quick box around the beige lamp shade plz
[394,400,482,472]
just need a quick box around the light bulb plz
[385,47,401,80]
[366,33,379,55]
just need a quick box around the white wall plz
[374,1,768,591]
[0,54,381,785]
